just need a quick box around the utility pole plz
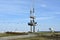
[28,0,37,32]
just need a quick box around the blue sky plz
[0,0,60,32]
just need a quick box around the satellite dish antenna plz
[49,28,54,32]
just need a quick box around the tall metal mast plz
[28,0,37,32]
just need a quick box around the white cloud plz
[36,16,54,20]
[40,4,47,7]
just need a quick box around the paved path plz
[0,34,37,40]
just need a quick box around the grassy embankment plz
[0,33,19,37]
[14,32,60,40]
[0,32,28,37]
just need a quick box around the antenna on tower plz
[28,0,37,32]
